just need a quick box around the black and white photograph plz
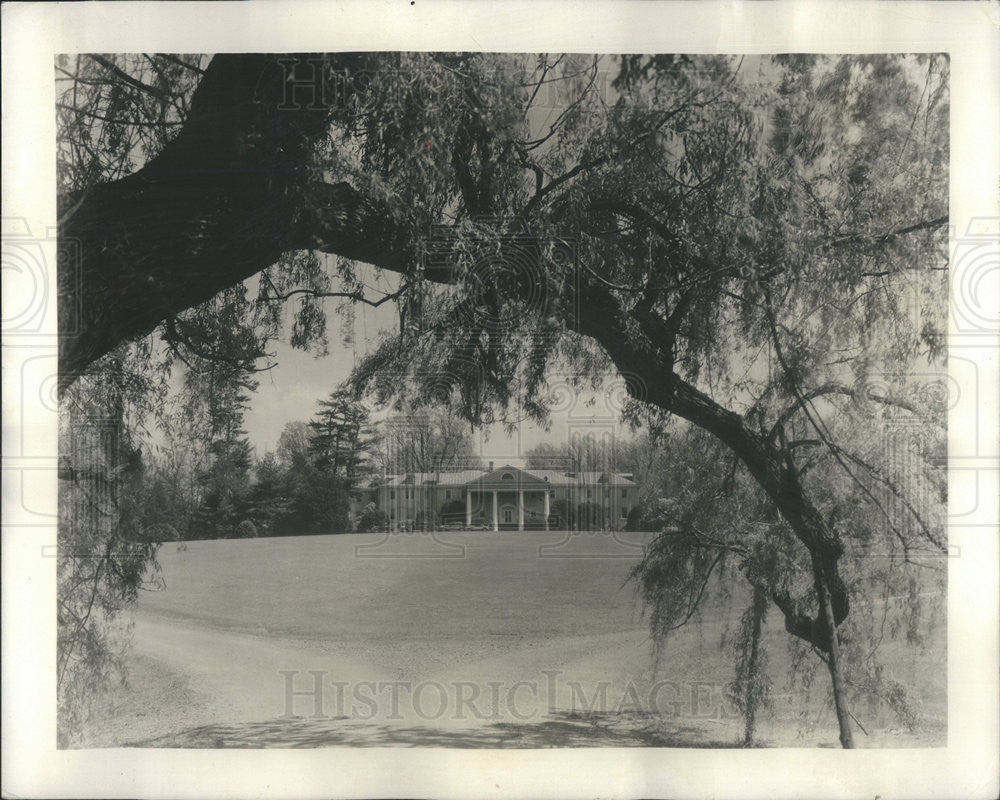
[2,2,998,798]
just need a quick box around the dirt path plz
[88,610,674,747]
[88,613,387,746]
[86,606,944,749]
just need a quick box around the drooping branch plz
[162,317,275,373]
[521,103,692,218]
[566,279,854,648]
[56,102,186,128]
[762,295,939,562]
[827,441,946,553]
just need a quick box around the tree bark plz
[816,560,856,748]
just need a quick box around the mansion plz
[357,463,638,531]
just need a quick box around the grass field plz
[85,531,946,748]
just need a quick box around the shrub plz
[146,522,181,542]
[624,505,647,532]
[550,498,573,530]
[439,499,466,523]
[414,509,439,530]
[234,519,258,538]
[356,502,388,533]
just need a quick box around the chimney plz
[488,461,494,472]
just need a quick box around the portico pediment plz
[465,465,551,490]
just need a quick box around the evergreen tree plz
[308,389,377,484]
[273,389,380,534]
[246,451,294,537]
[187,366,257,539]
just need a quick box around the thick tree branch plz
[567,280,852,642]
[57,53,410,391]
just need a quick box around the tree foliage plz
[630,417,945,743]
[308,388,377,479]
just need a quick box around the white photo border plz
[2,1,997,798]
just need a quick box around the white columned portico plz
[517,489,524,531]
[492,490,498,531]
[466,490,472,527]
[543,490,550,531]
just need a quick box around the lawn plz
[139,530,656,641]
[92,530,945,748]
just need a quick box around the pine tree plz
[247,452,294,536]
[308,389,377,485]
[187,367,257,539]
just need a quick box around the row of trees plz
[136,388,488,541]
[127,374,371,540]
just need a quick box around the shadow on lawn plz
[128,710,737,748]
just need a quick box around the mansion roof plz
[372,464,636,489]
